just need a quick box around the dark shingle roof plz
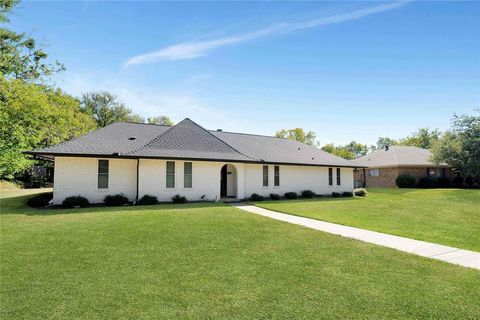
[28,118,359,167]
[351,146,450,167]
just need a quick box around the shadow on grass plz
[1,191,230,216]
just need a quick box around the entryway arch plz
[220,164,237,199]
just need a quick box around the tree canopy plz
[431,112,480,183]
[147,116,174,126]
[0,77,96,178]
[80,91,144,127]
[275,128,318,146]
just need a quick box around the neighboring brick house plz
[351,146,452,188]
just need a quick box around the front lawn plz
[256,188,480,252]
[1,190,479,319]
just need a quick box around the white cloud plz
[124,1,411,67]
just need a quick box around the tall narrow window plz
[98,160,109,189]
[166,161,175,188]
[328,168,333,186]
[262,165,269,187]
[336,168,341,185]
[274,166,280,187]
[184,162,192,188]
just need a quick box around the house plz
[351,146,452,188]
[26,118,361,204]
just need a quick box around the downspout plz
[362,168,367,188]
[134,158,140,204]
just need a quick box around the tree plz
[80,91,142,127]
[0,77,96,178]
[399,128,440,149]
[147,116,174,126]
[275,128,318,146]
[321,144,355,159]
[0,0,64,82]
[344,141,369,158]
[431,112,480,184]
[375,137,398,150]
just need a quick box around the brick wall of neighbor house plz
[354,166,454,188]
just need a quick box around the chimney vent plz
[217,129,223,132]
[385,145,390,151]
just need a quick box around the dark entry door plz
[220,165,227,197]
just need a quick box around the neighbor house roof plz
[351,146,449,168]
[27,118,360,168]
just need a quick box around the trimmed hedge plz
[26,192,53,208]
[62,196,89,208]
[331,192,341,198]
[436,177,452,188]
[353,188,368,197]
[342,192,353,197]
[301,190,316,198]
[417,176,438,188]
[172,194,187,203]
[269,193,281,200]
[104,194,129,206]
[137,195,159,205]
[284,192,298,199]
[395,174,416,188]
[250,193,265,201]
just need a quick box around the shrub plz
[172,194,187,203]
[301,190,316,198]
[331,192,340,198]
[284,192,298,199]
[104,194,129,206]
[269,193,281,200]
[353,188,368,197]
[395,174,416,188]
[452,176,464,188]
[436,177,452,188]
[137,195,159,205]
[62,196,89,208]
[26,192,53,208]
[342,192,353,197]
[417,176,437,188]
[250,193,265,201]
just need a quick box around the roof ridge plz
[212,129,290,141]
[184,118,256,160]
[123,121,172,128]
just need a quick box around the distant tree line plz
[0,0,173,180]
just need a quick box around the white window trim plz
[166,161,176,189]
[97,158,110,191]
[183,161,193,190]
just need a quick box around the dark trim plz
[135,159,140,202]
[24,151,366,169]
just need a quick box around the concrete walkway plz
[233,204,480,271]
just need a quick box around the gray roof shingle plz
[28,118,360,167]
[351,146,449,167]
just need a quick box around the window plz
[328,168,333,186]
[166,161,175,188]
[368,169,380,177]
[262,165,269,187]
[184,162,192,188]
[274,166,280,186]
[336,168,341,185]
[98,160,109,189]
[427,168,436,177]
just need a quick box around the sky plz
[9,1,480,145]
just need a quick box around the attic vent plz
[385,145,389,151]
[216,129,223,132]
[128,136,137,140]
[298,147,301,150]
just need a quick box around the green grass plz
[1,190,479,319]
[256,188,480,252]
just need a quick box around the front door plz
[220,165,227,197]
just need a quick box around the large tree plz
[399,128,441,149]
[80,91,143,127]
[431,112,480,183]
[375,137,398,150]
[275,128,318,146]
[0,77,96,178]
[147,116,174,126]
[321,141,369,159]
[0,0,64,82]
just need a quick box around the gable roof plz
[28,118,359,167]
[351,146,449,168]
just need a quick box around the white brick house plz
[27,119,360,204]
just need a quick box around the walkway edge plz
[232,204,480,271]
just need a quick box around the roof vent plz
[128,136,137,140]
[216,129,223,132]
[385,145,390,151]
[298,147,301,150]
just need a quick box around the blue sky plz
[9,1,480,145]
